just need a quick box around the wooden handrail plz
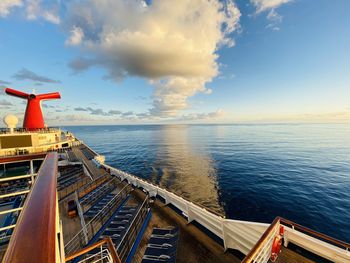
[0,153,46,164]
[242,216,280,263]
[65,237,121,263]
[280,218,350,250]
[2,153,58,263]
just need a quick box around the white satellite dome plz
[4,114,19,131]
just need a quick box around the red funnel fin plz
[5,88,61,130]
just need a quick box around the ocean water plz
[65,124,350,243]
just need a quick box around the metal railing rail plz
[80,178,120,212]
[76,248,111,263]
[65,237,121,263]
[0,224,16,232]
[58,176,93,201]
[0,174,33,248]
[0,207,23,216]
[280,218,350,251]
[0,190,30,199]
[116,196,149,262]
[77,174,110,199]
[0,173,37,183]
[242,217,350,263]
[65,184,132,256]
[0,127,60,134]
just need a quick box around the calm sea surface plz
[65,124,350,242]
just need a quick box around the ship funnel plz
[5,88,61,130]
[4,114,19,133]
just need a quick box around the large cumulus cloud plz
[65,0,240,117]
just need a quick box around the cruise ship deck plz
[1,141,349,262]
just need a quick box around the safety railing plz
[65,237,121,263]
[76,174,110,199]
[0,144,76,157]
[281,218,350,263]
[58,176,92,201]
[242,217,280,263]
[2,153,64,263]
[0,173,37,183]
[0,127,60,134]
[101,162,350,262]
[0,153,46,164]
[242,217,350,263]
[280,217,350,251]
[64,184,132,256]
[80,177,121,212]
[116,196,149,262]
[0,173,35,245]
[102,163,268,255]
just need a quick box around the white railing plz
[77,248,113,263]
[65,237,121,263]
[101,163,268,255]
[242,219,280,263]
[282,225,350,263]
[101,162,350,263]
[243,216,350,263]
[0,173,37,183]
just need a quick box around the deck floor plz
[132,189,242,263]
[274,246,314,263]
[67,146,242,262]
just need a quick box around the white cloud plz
[251,0,292,13]
[251,0,291,30]
[0,0,22,17]
[267,9,282,23]
[0,0,60,23]
[65,26,84,46]
[66,0,240,117]
[26,0,60,24]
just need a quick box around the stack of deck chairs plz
[142,227,179,263]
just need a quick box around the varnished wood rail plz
[65,237,121,263]
[242,217,280,263]
[2,153,58,263]
[0,153,46,164]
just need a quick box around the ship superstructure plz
[0,88,349,263]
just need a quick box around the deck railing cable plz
[64,184,132,256]
[116,196,149,262]
[65,237,121,263]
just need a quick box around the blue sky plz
[0,0,349,125]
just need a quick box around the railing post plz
[187,203,194,224]
[75,191,88,245]
[30,160,35,184]
[221,219,228,252]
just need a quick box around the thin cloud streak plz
[13,68,61,84]
[250,0,292,30]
